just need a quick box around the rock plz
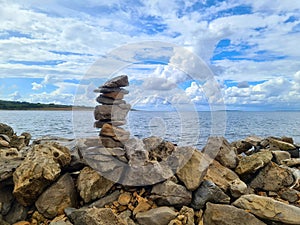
[0,185,14,215]
[178,206,194,225]
[245,135,263,147]
[102,91,125,100]
[35,173,77,219]
[143,137,175,162]
[89,190,120,208]
[136,207,177,225]
[0,156,24,182]
[279,188,299,203]
[4,201,28,224]
[151,180,192,207]
[50,221,72,225]
[66,207,126,225]
[281,158,300,167]
[125,138,149,166]
[281,136,294,144]
[100,75,129,88]
[119,210,136,225]
[235,151,273,175]
[0,134,10,143]
[268,137,296,151]
[133,200,152,215]
[233,194,300,225]
[0,124,14,138]
[13,142,71,206]
[94,120,126,128]
[100,136,124,148]
[94,87,129,94]
[0,140,9,148]
[77,166,115,203]
[203,202,267,225]
[94,104,131,121]
[229,179,247,198]
[118,192,132,206]
[10,135,26,150]
[176,148,210,191]
[191,180,230,210]
[272,151,291,165]
[203,137,237,169]
[13,222,31,225]
[250,162,294,192]
[231,140,253,154]
[96,95,126,105]
[20,132,31,146]
[100,124,130,142]
[0,148,19,159]
[204,159,241,192]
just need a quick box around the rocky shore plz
[1,122,300,225]
[1,76,300,225]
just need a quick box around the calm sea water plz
[1,110,300,148]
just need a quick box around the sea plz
[1,110,300,149]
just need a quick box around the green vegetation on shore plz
[0,100,73,110]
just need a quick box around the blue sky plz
[1,0,300,110]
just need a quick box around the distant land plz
[0,100,75,110]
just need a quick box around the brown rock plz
[0,123,14,137]
[118,192,132,206]
[133,200,152,215]
[231,140,253,154]
[272,150,291,165]
[35,173,77,219]
[204,202,266,225]
[94,87,129,94]
[136,207,177,225]
[268,137,296,150]
[13,142,71,206]
[0,140,9,147]
[100,75,129,88]
[94,120,126,128]
[94,104,131,121]
[102,91,125,100]
[100,136,124,148]
[77,166,114,203]
[12,222,30,225]
[176,148,210,191]
[100,123,130,142]
[96,95,126,105]
[250,162,294,192]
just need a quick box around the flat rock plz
[176,148,210,191]
[151,180,192,207]
[231,140,253,154]
[102,91,125,100]
[235,151,273,175]
[96,95,126,105]
[89,190,120,208]
[100,123,130,142]
[272,150,291,165]
[100,75,129,88]
[0,124,14,138]
[94,120,126,128]
[136,206,177,225]
[204,202,266,225]
[204,159,241,192]
[233,194,300,225]
[279,188,299,203]
[94,87,129,94]
[13,142,71,206]
[66,207,126,225]
[250,162,294,192]
[35,173,77,219]
[4,200,28,224]
[100,136,124,148]
[281,158,300,167]
[77,166,115,203]
[268,137,296,151]
[191,180,230,210]
[94,104,131,121]
[203,137,237,169]
[229,179,247,198]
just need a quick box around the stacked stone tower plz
[94,75,131,148]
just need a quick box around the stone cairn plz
[93,75,131,148]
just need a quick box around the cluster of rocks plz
[1,121,300,225]
[93,75,131,148]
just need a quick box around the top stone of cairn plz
[100,75,129,88]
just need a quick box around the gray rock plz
[191,180,230,210]
[136,207,177,225]
[176,148,210,191]
[235,151,273,175]
[4,200,28,224]
[231,140,253,154]
[77,166,114,203]
[203,202,266,225]
[100,123,130,142]
[0,185,14,216]
[66,207,126,225]
[96,95,126,105]
[0,157,24,182]
[279,188,299,203]
[0,215,9,225]
[151,180,192,207]
[272,151,291,165]
[245,135,263,147]
[94,104,131,121]
[50,221,73,225]
[13,142,71,206]
[100,136,124,148]
[94,87,129,94]
[233,194,300,225]
[203,137,237,169]
[100,75,129,88]
[119,210,136,225]
[94,120,126,128]
[250,162,294,192]
[89,190,120,208]
[0,124,14,138]
[35,173,77,219]
[125,138,149,166]
[229,179,247,198]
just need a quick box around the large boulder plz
[203,202,266,225]
[35,173,77,219]
[235,151,273,175]
[250,162,294,192]
[13,142,71,206]
[203,137,237,169]
[176,148,210,191]
[233,194,300,224]
[191,180,230,210]
[135,207,177,225]
[77,166,114,203]
[151,180,192,207]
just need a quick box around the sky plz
[1,0,300,111]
